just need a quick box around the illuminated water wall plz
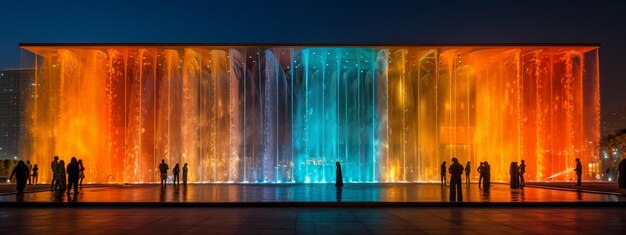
[19,45,600,183]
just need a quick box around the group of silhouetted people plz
[8,160,40,193]
[158,160,188,187]
[509,160,526,189]
[438,158,492,202]
[50,155,86,196]
[9,156,86,195]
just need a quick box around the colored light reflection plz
[19,45,600,183]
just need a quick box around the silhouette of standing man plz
[519,160,526,188]
[440,161,447,186]
[449,158,464,201]
[173,163,180,185]
[477,162,484,187]
[335,162,343,187]
[50,156,59,191]
[465,161,471,184]
[159,159,169,187]
[66,157,80,196]
[575,158,582,186]
[182,163,188,185]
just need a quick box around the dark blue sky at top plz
[1,0,625,111]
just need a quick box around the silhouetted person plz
[173,163,180,185]
[448,158,464,202]
[510,162,519,189]
[26,160,32,185]
[482,161,491,190]
[66,157,80,196]
[440,161,447,186]
[159,159,169,187]
[50,156,59,191]
[182,163,188,185]
[465,161,471,184]
[9,161,29,193]
[618,159,626,189]
[477,162,484,187]
[575,158,582,186]
[519,160,526,188]
[57,160,67,192]
[78,159,85,188]
[31,164,39,185]
[335,162,344,187]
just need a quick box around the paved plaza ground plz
[1,183,625,204]
[1,207,625,234]
[1,183,625,234]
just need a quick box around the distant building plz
[601,107,626,136]
[0,68,33,160]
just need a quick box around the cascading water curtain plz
[19,45,600,183]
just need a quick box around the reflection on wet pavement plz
[1,183,624,203]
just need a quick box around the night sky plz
[1,0,624,112]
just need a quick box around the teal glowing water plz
[293,48,382,183]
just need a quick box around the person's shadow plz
[67,194,79,202]
[15,193,25,202]
[160,186,167,202]
[53,190,65,202]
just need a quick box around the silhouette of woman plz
[335,162,343,187]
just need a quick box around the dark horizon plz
[1,0,625,112]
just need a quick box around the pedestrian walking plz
[10,161,29,193]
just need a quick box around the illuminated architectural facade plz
[19,44,600,183]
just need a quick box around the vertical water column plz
[582,49,600,177]
[521,49,552,180]
[293,48,380,183]
[416,49,439,181]
[470,49,523,181]
[138,49,157,183]
[263,48,293,183]
[552,50,584,180]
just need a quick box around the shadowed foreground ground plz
[1,207,624,234]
